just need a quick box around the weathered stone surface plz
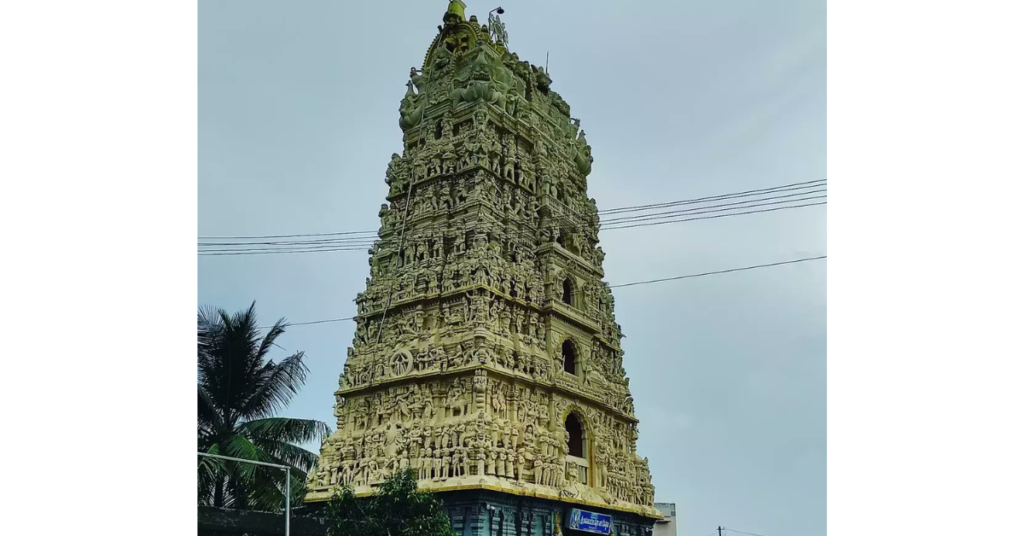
[308,1,657,519]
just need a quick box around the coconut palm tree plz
[198,302,331,511]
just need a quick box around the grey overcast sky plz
[199,1,825,536]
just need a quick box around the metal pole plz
[285,467,291,536]
[198,452,292,536]
[198,452,290,469]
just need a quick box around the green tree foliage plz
[198,301,331,511]
[325,469,457,536]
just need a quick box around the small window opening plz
[566,413,584,457]
[562,340,577,375]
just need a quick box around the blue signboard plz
[567,508,613,535]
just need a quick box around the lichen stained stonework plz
[306,1,657,517]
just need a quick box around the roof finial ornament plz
[444,1,467,24]
[488,7,508,48]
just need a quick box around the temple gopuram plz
[306,3,660,535]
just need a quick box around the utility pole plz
[718,527,724,536]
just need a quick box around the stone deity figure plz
[461,446,473,477]
[497,450,507,477]
[420,446,433,480]
[432,449,443,481]
[505,448,515,479]
[487,450,497,476]
[410,67,425,93]
[537,429,550,457]
[565,462,578,485]
[537,460,549,487]
[454,423,466,447]
[386,153,405,193]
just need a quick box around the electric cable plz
[245,255,826,327]
[199,179,826,244]
[198,203,825,255]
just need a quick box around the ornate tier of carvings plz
[308,373,654,515]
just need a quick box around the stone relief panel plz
[310,374,654,511]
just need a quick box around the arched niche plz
[565,412,586,458]
[563,409,592,487]
[561,277,574,306]
[561,338,577,375]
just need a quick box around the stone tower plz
[307,2,659,534]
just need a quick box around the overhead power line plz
[601,196,825,227]
[199,179,826,245]
[724,528,774,536]
[196,202,825,256]
[199,229,378,240]
[281,316,357,328]
[534,179,825,236]
[599,179,825,215]
[196,202,826,255]
[199,235,380,247]
[598,189,825,224]
[608,255,825,288]
[199,246,375,256]
[197,183,826,250]
[251,255,825,328]
[602,201,826,231]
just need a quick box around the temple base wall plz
[436,489,656,536]
[198,491,655,536]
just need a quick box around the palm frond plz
[198,444,231,507]
[198,452,227,483]
[219,434,267,463]
[240,352,310,419]
[198,385,223,433]
[240,417,331,446]
[242,464,305,512]
[198,305,224,381]
[256,317,289,363]
[202,304,267,425]
[249,437,321,473]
